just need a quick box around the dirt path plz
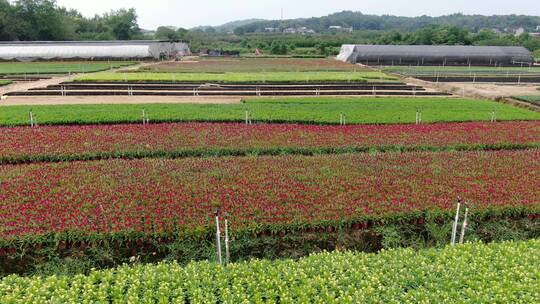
[0,61,162,97]
[0,75,74,96]
[0,96,242,106]
[404,77,540,99]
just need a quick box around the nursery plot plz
[0,121,539,164]
[75,71,398,83]
[140,57,362,73]
[1,240,538,303]
[1,97,539,126]
[0,61,136,75]
[0,150,538,242]
[513,95,540,106]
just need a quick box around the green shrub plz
[1,240,538,302]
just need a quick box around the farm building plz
[337,44,534,66]
[0,41,191,61]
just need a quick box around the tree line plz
[0,1,539,59]
[0,0,141,40]
[234,11,540,34]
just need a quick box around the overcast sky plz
[54,0,540,29]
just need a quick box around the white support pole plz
[245,111,249,125]
[451,197,462,245]
[29,111,34,128]
[224,214,230,264]
[214,210,223,265]
[459,206,469,244]
[142,109,146,125]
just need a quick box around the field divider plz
[1,143,539,166]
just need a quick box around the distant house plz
[283,27,315,34]
[265,27,279,32]
[284,28,297,34]
[330,26,353,33]
[536,25,540,31]
[515,27,525,36]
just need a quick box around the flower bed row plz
[0,150,538,243]
[1,240,538,303]
[1,121,539,164]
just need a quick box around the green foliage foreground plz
[1,240,538,303]
[1,97,539,126]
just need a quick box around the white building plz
[329,26,353,33]
[0,41,191,61]
[515,27,525,36]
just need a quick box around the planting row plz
[1,97,539,126]
[75,71,398,83]
[140,57,362,73]
[1,240,538,303]
[1,121,539,164]
[0,61,136,75]
[0,150,538,243]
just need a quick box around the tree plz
[0,0,18,40]
[233,27,246,36]
[12,0,76,40]
[155,26,178,40]
[103,8,140,40]
[270,41,288,55]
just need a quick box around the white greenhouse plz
[337,44,533,66]
[0,41,191,61]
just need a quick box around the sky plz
[54,0,540,30]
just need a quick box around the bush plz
[1,240,539,302]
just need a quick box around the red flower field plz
[0,150,538,242]
[0,121,538,162]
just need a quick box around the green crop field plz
[513,95,540,106]
[1,240,538,302]
[382,65,540,76]
[1,97,538,126]
[0,61,136,75]
[0,80,11,86]
[75,71,398,83]
[140,57,364,73]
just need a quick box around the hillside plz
[233,11,540,34]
